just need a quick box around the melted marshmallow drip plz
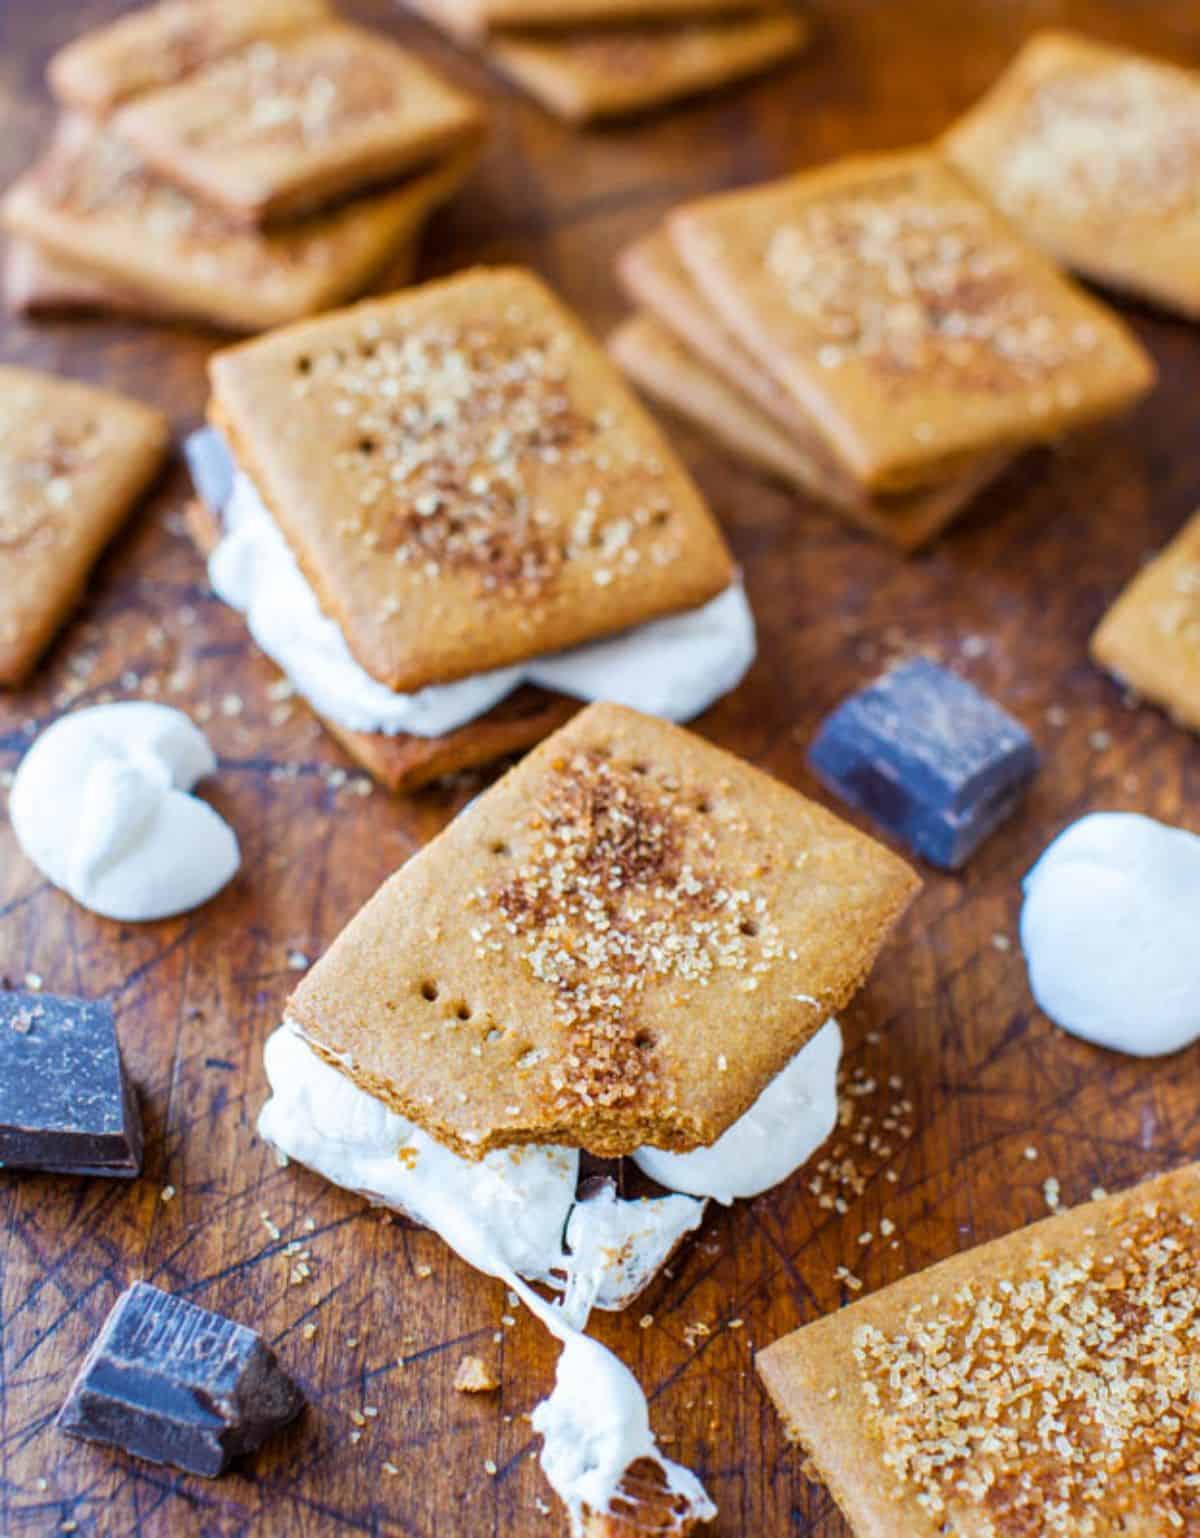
[194,428,755,739]
[1021,812,1200,1057]
[559,1179,705,1329]
[632,1018,843,1203]
[9,702,240,922]
[258,1021,714,1531]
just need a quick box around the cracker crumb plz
[455,1355,499,1394]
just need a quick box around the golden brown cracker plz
[489,10,808,123]
[944,31,1200,320]
[208,266,734,694]
[3,117,477,333]
[288,701,920,1159]
[0,366,169,687]
[757,1164,1200,1538]
[1090,508,1200,733]
[48,0,332,115]
[609,313,1011,552]
[112,22,485,227]
[670,149,1155,494]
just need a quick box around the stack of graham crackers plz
[403,0,810,123]
[610,149,1157,551]
[2,0,486,333]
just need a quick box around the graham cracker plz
[405,0,769,43]
[1090,508,1200,734]
[669,149,1155,493]
[619,225,832,451]
[583,1457,708,1535]
[112,22,485,227]
[47,0,332,116]
[757,1163,1200,1538]
[4,228,419,326]
[185,498,575,791]
[207,266,734,694]
[2,117,478,334]
[615,230,1014,540]
[4,236,175,322]
[944,32,1200,321]
[0,366,168,687]
[609,314,1011,552]
[488,10,808,123]
[287,701,920,1159]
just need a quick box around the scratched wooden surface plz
[1,1,1199,1534]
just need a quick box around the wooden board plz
[1,2,1198,1535]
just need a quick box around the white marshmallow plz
[9,703,239,922]
[257,1021,715,1534]
[632,1018,842,1202]
[1021,812,1200,1057]
[259,1021,577,1281]
[532,1334,715,1535]
[559,1180,705,1327]
[208,466,755,738]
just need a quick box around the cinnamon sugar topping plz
[0,402,98,546]
[764,175,1102,393]
[33,125,341,282]
[171,33,403,154]
[482,749,781,1117]
[308,312,681,597]
[854,1201,1200,1534]
[996,61,1200,224]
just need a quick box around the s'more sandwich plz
[187,267,755,791]
[257,701,920,1532]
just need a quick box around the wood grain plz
[2,2,1199,1536]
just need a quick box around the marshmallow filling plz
[187,427,756,739]
[258,1016,842,1531]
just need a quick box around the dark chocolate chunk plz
[808,658,1039,870]
[57,1282,305,1477]
[0,990,143,1177]
[184,425,234,516]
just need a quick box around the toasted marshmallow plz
[9,702,239,922]
[1021,812,1200,1057]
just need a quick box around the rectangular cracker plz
[609,314,1011,552]
[617,227,1011,536]
[488,10,808,123]
[757,1164,1200,1538]
[619,226,834,452]
[669,149,1155,493]
[4,237,176,323]
[943,32,1200,321]
[1090,508,1200,733]
[47,0,332,115]
[2,117,478,334]
[207,266,735,694]
[0,367,168,687]
[3,229,419,326]
[404,0,769,43]
[185,498,576,790]
[288,701,919,1159]
[112,22,485,227]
